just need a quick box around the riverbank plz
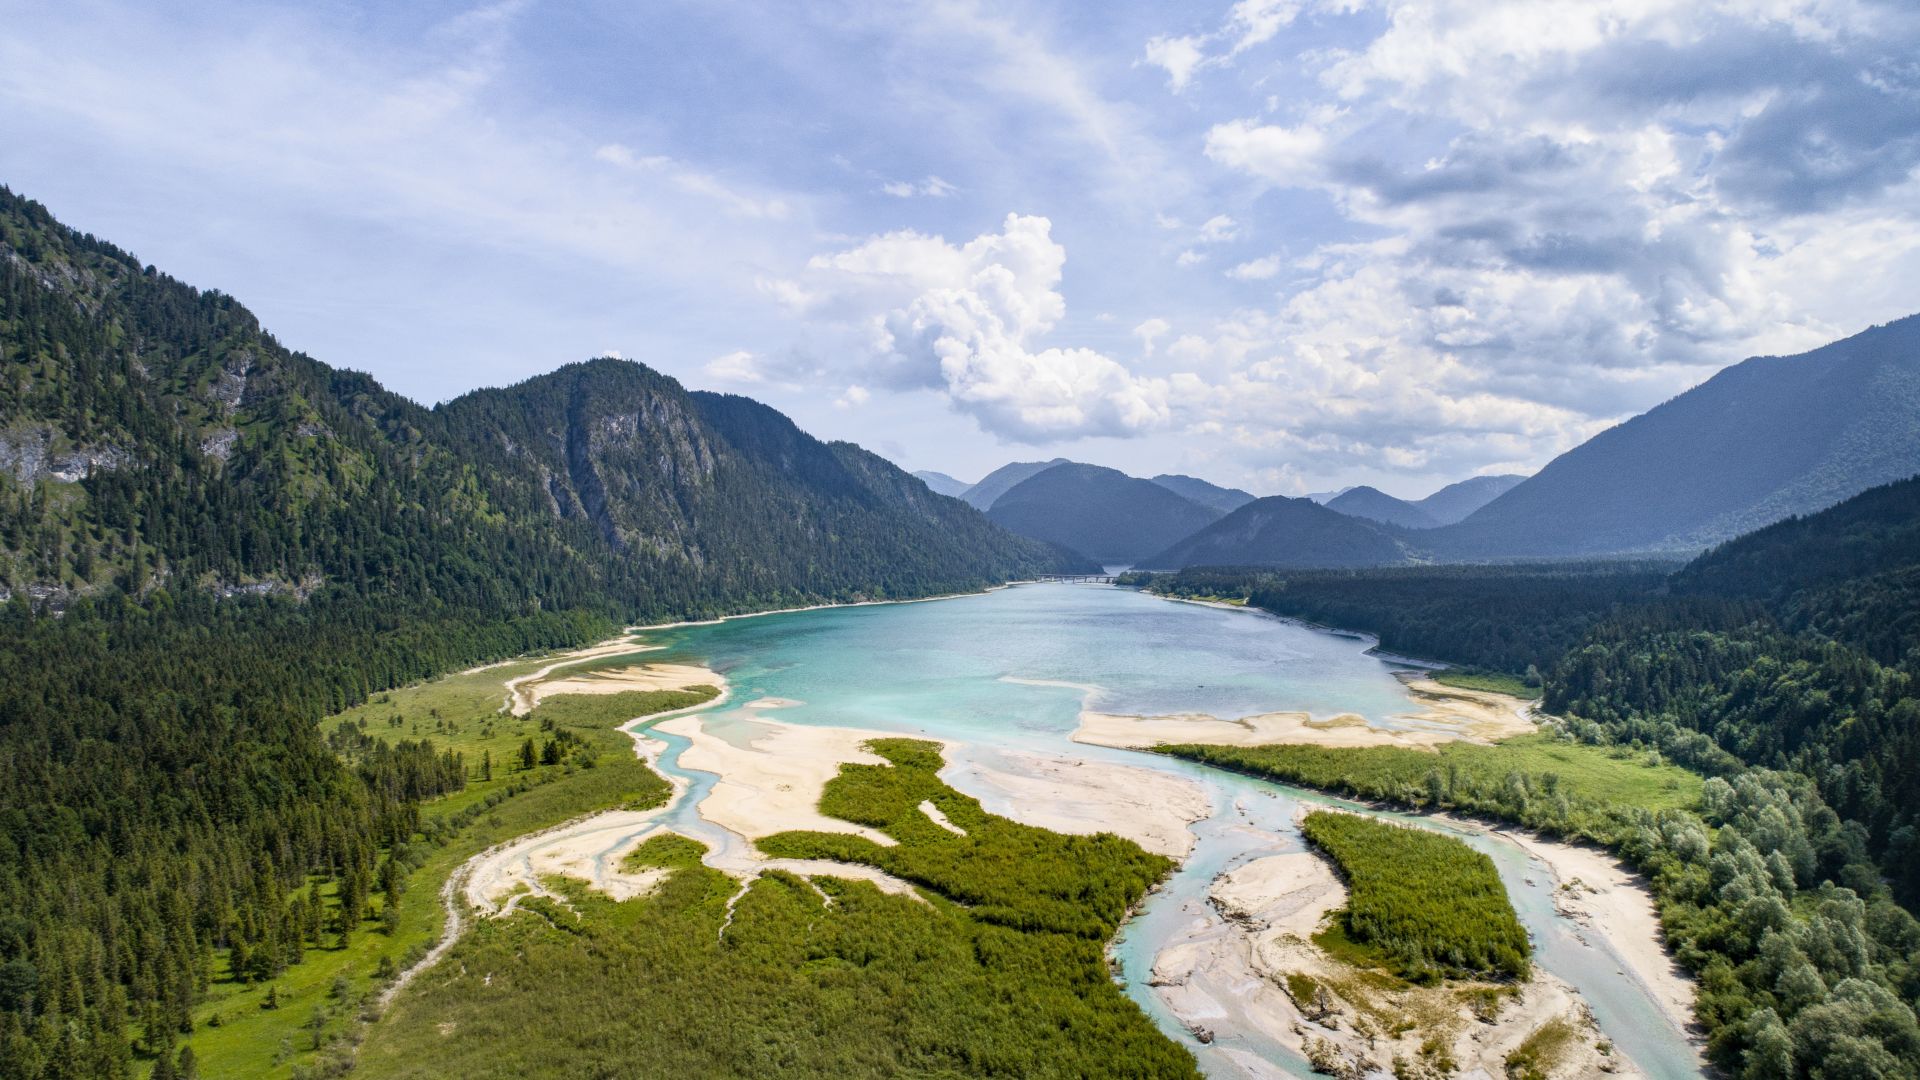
[1436,814,1703,1063]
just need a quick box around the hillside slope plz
[986,462,1221,563]
[1140,495,1414,569]
[1436,317,1920,556]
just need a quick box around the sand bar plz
[1074,674,1535,752]
[942,746,1210,858]
[521,661,720,713]
[1448,815,1704,1061]
[656,711,903,847]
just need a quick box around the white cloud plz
[1197,214,1238,243]
[1175,249,1206,267]
[705,350,765,383]
[1228,255,1282,280]
[1141,0,1303,92]
[1134,317,1171,355]
[1204,119,1328,185]
[787,214,1182,441]
[881,175,959,198]
[835,384,871,409]
[1170,0,1920,482]
[1143,35,1207,91]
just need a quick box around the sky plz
[2,0,1917,499]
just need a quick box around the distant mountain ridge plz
[1140,495,1413,569]
[1324,486,1438,529]
[912,470,972,497]
[986,463,1223,563]
[1434,316,1920,556]
[1149,473,1256,515]
[959,459,1068,509]
[1415,474,1525,525]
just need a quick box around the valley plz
[247,584,1710,1080]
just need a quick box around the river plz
[618,582,1701,1078]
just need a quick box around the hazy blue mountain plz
[1325,485,1439,529]
[1149,473,1257,515]
[1414,474,1526,525]
[960,458,1070,509]
[1140,496,1414,569]
[1437,315,1920,557]
[986,463,1223,563]
[912,470,973,497]
[1304,487,1354,505]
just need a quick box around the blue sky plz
[3,0,1917,497]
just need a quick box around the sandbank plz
[1149,844,1638,1078]
[520,661,719,713]
[1073,675,1534,752]
[941,746,1209,859]
[1442,815,1703,1060]
[655,712,903,847]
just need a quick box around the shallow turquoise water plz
[627,583,1701,1079]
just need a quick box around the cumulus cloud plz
[1134,317,1171,355]
[777,214,1182,442]
[1173,0,1920,482]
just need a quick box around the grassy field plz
[178,645,713,1080]
[353,738,1199,1079]
[1299,811,1530,983]
[1430,669,1541,699]
[1158,733,1701,846]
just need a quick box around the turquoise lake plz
[627,582,1703,1079]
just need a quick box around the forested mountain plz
[985,462,1222,564]
[1323,485,1438,529]
[958,458,1068,509]
[0,185,1078,611]
[0,184,1083,1077]
[1412,474,1524,525]
[911,469,971,497]
[1140,495,1414,569]
[1147,473,1255,515]
[1434,315,1920,556]
[1669,474,1920,666]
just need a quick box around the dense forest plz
[1297,811,1530,984]
[0,185,1082,1078]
